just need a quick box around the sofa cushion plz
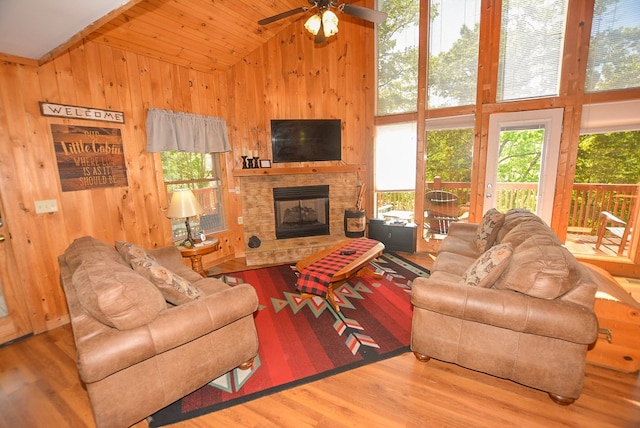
[495,208,545,242]
[432,251,478,277]
[72,260,166,330]
[474,208,505,252]
[500,221,561,249]
[495,244,578,299]
[65,236,129,271]
[130,257,202,305]
[462,243,513,288]
[115,241,157,264]
[438,235,481,259]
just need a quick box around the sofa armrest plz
[148,245,203,283]
[437,222,482,258]
[411,278,598,345]
[76,282,258,384]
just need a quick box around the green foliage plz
[428,24,479,108]
[576,131,640,184]
[377,0,420,114]
[425,129,473,182]
[497,0,568,100]
[161,151,213,191]
[587,0,640,91]
[497,130,543,182]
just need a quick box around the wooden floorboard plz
[1,252,638,428]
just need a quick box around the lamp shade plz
[304,14,322,35]
[166,189,203,219]
[322,10,339,37]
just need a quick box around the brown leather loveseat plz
[411,209,599,405]
[59,236,259,427]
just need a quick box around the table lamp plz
[166,189,204,247]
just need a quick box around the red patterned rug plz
[149,252,429,427]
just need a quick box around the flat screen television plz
[271,119,342,163]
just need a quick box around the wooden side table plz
[177,238,220,277]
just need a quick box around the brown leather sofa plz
[411,209,599,405]
[59,236,259,428]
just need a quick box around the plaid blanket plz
[295,238,380,296]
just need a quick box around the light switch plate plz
[34,199,59,214]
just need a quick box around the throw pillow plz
[474,208,505,252]
[72,260,166,330]
[115,241,157,264]
[462,243,513,288]
[130,257,202,305]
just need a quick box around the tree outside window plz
[376,0,420,115]
[586,0,640,92]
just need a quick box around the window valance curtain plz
[146,108,231,153]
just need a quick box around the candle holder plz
[241,156,248,169]
[253,156,260,168]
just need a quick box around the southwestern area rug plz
[148,252,429,427]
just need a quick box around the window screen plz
[586,0,640,92]
[376,0,420,115]
[497,0,568,101]
[375,122,417,191]
[428,0,481,109]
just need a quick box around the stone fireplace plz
[237,169,362,265]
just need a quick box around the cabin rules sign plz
[51,124,129,191]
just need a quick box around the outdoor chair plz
[424,190,460,234]
[595,197,636,256]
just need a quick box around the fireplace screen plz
[273,185,330,239]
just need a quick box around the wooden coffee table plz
[295,239,385,312]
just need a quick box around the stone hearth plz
[238,171,360,265]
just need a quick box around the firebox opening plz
[273,185,330,239]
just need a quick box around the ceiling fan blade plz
[340,3,388,24]
[258,7,308,26]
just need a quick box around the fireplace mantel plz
[233,164,365,177]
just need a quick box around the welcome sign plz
[50,124,129,191]
[40,102,125,124]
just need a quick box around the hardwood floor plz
[1,252,639,428]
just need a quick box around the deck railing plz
[568,183,638,233]
[376,180,639,235]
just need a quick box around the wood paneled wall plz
[0,16,375,334]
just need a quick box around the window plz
[376,0,420,115]
[424,117,474,237]
[375,122,417,192]
[498,0,568,101]
[428,0,481,109]
[374,122,417,215]
[586,0,640,93]
[569,100,640,258]
[161,151,226,241]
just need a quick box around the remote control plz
[340,250,356,255]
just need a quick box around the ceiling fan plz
[258,1,388,44]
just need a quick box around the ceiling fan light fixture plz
[304,14,322,36]
[321,10,339,37]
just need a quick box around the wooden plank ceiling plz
[84,0,311,73]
